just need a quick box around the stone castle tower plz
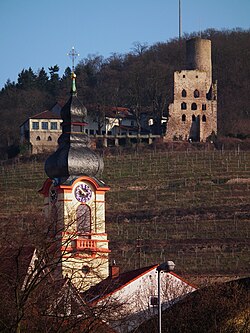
[165,38,217,142]
[39,74,110,291]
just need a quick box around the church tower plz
[39,73,110,291]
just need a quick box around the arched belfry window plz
[182,114,186,122]
[36,136,41,141]
[76,204,91,236]
[48,136,52,141]
[181,102,187,110]
[181,89,187,98]
[191,103,197,110]
[202,115,207,122]
[194,89,200,98]
[192,115,196,122]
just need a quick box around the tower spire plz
[67,47,80,94]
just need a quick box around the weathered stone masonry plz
[165,38,217,142]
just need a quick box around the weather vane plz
[67,46,80,73]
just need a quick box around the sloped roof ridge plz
[83,264,158,304]
[32,110,61,119]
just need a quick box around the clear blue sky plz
[0,0,249,89]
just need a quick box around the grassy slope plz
[0,148,249,277]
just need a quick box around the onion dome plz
[45,73,103,184]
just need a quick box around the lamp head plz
[157,261,175,272]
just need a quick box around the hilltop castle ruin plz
[165,38,217,142]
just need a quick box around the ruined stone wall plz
[165,38,217,142]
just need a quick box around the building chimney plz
[109,260,120,278]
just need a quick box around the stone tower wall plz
[186,38,212,86]
[165,38,217,142]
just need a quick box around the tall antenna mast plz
[67,46,80,73]
[179,0,182,40]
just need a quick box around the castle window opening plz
[36,136,41,141]
[191,103,197,110]
[181,89,187,98]
[202,104,207,111]
[48,136,52,141]
[196,75,198,78]
[182,114,186,122]
[183,75,185,78]
[192,115,196,122]
[202,115,207,122]
[181,102,187,110]
[194,89,200,98]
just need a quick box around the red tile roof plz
[82,264,158,304]
[31,110,61,119]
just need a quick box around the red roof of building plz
[31,110,61,120]
[82,264,158,304]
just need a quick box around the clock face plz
[75,184,92,203]
[50,188,58,203]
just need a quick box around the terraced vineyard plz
[0,148,249,277]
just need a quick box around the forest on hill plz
[0,28,249,157]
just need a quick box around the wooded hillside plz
[0,28,249,157]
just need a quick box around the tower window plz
[48,136,52,141]
[191,103,197,110]
[181,89,187,98]
[181,102,187,110]
[192,115,196,122]
[202,104,206,111]
[36,136,41,141]
[42,122,48,130]
[202,115,207,122]
[194,89,200,98]
[183,75,185,78]
[182,114,186,122]
[76,204,91,235]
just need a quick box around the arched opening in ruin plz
[181,102,187,110]
[191,103,197,110]
[202,104,207,111]
[202,115,207,122]
[194,89,200,98]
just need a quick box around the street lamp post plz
[157,261,175,333]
